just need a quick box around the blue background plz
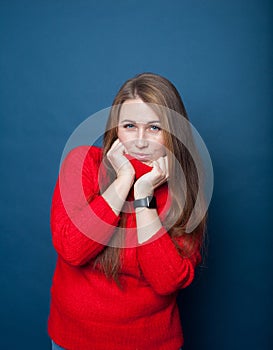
[1,0,272,349]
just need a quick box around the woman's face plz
[117,98,166,164]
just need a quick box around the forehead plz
[119,98,160,123]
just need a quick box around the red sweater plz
[48,146,201,350]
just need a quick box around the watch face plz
[147,196,157,209]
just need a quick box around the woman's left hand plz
[134,156,169,199]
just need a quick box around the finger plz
[152,160,160,171]
[164,156,169,179]
[159,156,169,179]
[108,139,119,154]
[157,157,167,176]
[122,143,129,154]
[153,158,169,185]
[109,139,124,154]
[113,138,128,155]
[111,138,120,148]
[151,160,164,178]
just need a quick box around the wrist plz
[116,173,135,187]
[134,192,153,200]
[134,185,153,200]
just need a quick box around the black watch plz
[133,196,157,209]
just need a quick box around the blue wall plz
[1,0,272,349]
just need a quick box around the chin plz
[141,160,153,166]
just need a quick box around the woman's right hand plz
[102,140,135,216]
[106,139,135,179]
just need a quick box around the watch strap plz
[133,196,157,209]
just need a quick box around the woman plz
[48,73,207,350]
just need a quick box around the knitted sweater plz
[48,146,201,350]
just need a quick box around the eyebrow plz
[119,119,161,124]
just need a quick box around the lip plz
[132,152,151,161]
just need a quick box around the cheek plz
[117,128,126,142]
[158,145,167,156]
[152,135,165,148]
[117,129,133,147]
[153,136,166,155]
[150,142,166,157]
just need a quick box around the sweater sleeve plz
[137,228,201,295]
[50,146,120,266]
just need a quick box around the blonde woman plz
[48,73,207,350]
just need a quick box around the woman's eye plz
[124,124,135,129]
[149,125,161,132]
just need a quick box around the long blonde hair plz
[93,72,207,281]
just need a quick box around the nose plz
[135,128,148,149]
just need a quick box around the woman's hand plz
[107,139,135,179]
[102,139,135,215]
[134,156,169,199]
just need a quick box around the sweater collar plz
[125,155,153,180]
